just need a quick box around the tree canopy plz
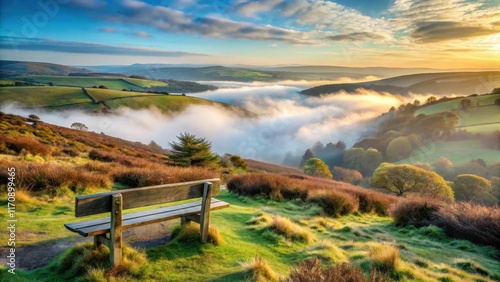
[453,174,491,202]
[371,163,454,202]
[303,158,333,179]
[168,132,219,168]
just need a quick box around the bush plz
[369,244,400,273]
[389,197,500,248]
[1,134,51,156]
[283,257,388,282]
[307,190,358,217]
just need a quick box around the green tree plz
[361,148,383,176]
[343,147,365,172]
[168,132,219,168]
[385,136,412,162]
[299,149,314,168]
[303,158,333,179]
[453,174,491,201]
[230,155,248,171]
[371,163,454,202]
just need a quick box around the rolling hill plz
[0,60,92,76]
[301,71,500,96]
[0,86,252,116]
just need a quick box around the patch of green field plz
[416,93,500,115]
[104,95,217,112]
[0,86,91,107]
[123,78,168,88]
[85,88,160,101]
[0,78,18,85]
[16,75,143,91]
[399,140,500,167]
[3,191,498,281]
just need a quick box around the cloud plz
[0,84,410,163]
[100,27,117,33]
[109,0,312,44]
[234,0,282,17]
[134,31,151,38]
[326,32,389,42]
[0,37,209,57]
[67,0,107,9]
[410,21,499,43]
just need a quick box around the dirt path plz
[0,221,177,270]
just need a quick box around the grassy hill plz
[0,85,249,115]
[0,112,498,281]
[301,72,500,96]
[0,60,92,76]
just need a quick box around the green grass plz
[15,76,144,90]
[0,78,19,85]
[85,88,160,101]
[398,140,500,166]
[122,78,168,88]
[2,191,499,281]
[0,86,91,107]
[104,95,219,112]
[416,94,500,115]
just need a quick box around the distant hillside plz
[301,72,500,96]
[245,159,304,174]
[0,60,92,76]
[0,86,252,116]
[9,75,217,93]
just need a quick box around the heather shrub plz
[1,134,51,156]
[307,190,359,217]
[389,197,444,227]
[283,257,388,282]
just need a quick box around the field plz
[0,86,90,107]
[85,88,160,100]
[399,140,499,167]
[15,75,146,91]
[2,191,499,282]
[122,77,168,88]
[415,94,500,115]
[104,95,220,112]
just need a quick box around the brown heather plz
[389,197,500,248]
[228,173,398,216]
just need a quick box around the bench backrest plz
[74,178,221,217]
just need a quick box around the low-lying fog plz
[2,81,433,163]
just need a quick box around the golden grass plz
[271,216,314,243]
[369,243,400,273]
[172,221,222,245]
[244,256,280,282]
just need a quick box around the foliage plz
[283,257,388,282]
[385,136,412,162]
[360,148,383,176]
[453,174,492,201]
[303,158,333,179]
[389,197,500,248]
[70,122,88,131]
[299,149,314,168]
[371,163,454,201]
[331,166,362,185]
[229,154,248,170]
[343,147,365,172]
[307,190,358,217]
[168,132,219,168]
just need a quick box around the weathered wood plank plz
[75,179,221,217]
[110,194,122,267]
[65,199,226,232]
[199,182,213,243]
[66,200,230,237]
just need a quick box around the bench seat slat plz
[64,198,229,237]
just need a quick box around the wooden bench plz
[64,178,229,266]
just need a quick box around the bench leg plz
[94,235,102,247]
[110,194,123,267]
[200,182,213,243]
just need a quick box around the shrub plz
[283,257,388,282]
[389,197,444,227]
[1,134,51,156]
[307,190,358,217]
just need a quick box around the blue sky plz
[0,0,499,67]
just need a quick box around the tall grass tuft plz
[270,216,314,243]
[55,242,147,281]
[171,221,221,245]
[244,256,280,282]
[369,244,400,274]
